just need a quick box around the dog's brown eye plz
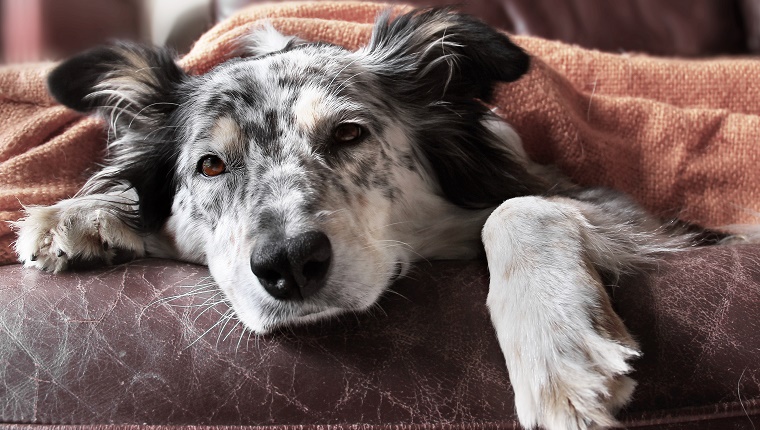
[198,155,226,177]
[333,123,364,143]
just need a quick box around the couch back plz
[215,0,757,56]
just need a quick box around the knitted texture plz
[2,1,760,265]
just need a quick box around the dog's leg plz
[483,195,645,430]
[13,188,151,272]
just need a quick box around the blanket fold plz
[1,1,760,265]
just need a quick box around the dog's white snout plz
[250,231,332,300]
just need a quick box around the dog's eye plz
[333,123,364,143]
[198,155,226,177]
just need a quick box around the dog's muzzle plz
[250,231,332,300]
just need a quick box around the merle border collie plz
[14,9,709,429]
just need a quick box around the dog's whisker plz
[220,316,241,344]
[180,295,228,312]
[147,287,220,310]
[367,220,415,232]
[193,297,232,323]
[395,273,420,283]
[235,322,248,353]
[194,289,226,304]
[372,302,389,318]
[375,239,429,264]
[157,287,219,302]
[380,288,412,302]
[216,308,235,347]
[161,298,226,309]
[185,308,235,349]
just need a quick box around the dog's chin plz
[287,307,348,328]
[236,285,390,335]
[240,306,352,335]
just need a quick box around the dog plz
[13,8,706,430]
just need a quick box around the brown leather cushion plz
[214,0,749,57]
[1,245,759,428]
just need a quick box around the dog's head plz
[48,9,537,332]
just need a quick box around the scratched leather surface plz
[0,245,758,427]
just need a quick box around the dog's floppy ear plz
[48,43,188,231]
[362,8,530,103]
[48,42,187,129]
[362,9,542,209]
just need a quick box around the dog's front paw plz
[14,205,110,272]
[509,327,640,430]
[13,201,143,272]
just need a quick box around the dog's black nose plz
[250,231,332,300]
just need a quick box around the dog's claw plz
[56,249,66,258]
[30,253,38,261]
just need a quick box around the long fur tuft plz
[47,42,191,230]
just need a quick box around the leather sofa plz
[2,1,760,429]
[2,248,760,429]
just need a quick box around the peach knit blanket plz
[2,1,760,265]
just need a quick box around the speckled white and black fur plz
[14,9,702,430]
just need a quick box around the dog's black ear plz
[363,8,529,103]
[48,42,187,128]
[48,43,189,231]
[363,9,542,209]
